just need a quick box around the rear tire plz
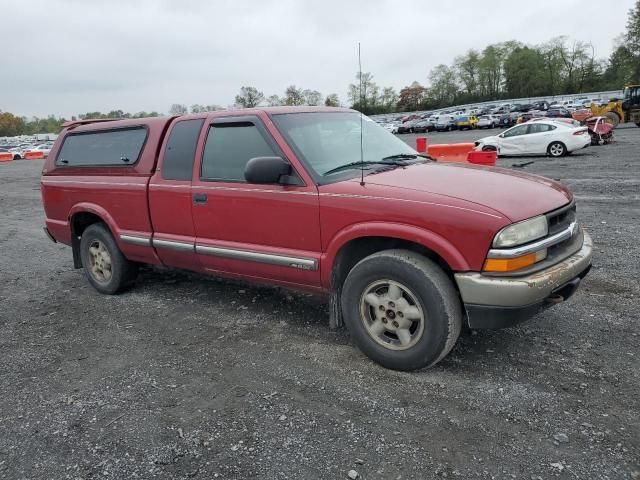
[80,223,138,294]
[547,141,567,158]
[341,249,462,371]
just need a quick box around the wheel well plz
[71,212,104,238]
[70,212,105,268]
[331,237,455,292]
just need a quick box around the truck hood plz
[361,162,572,222]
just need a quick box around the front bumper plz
[455,231,593,329]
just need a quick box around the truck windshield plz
[271,112,418,181]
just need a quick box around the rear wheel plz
[80,223,138,294]
[341,249,462,371]
[547,141,567,158]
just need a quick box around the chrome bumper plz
[455,231,593,308]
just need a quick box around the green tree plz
[503,46,547,98]
[347,72,379,113]
[0,112,26,136]
[379,87,399,112]
[603,43,636,87]
[626,0,640,81]
[302,89,323,106]
[454,50,480,100]
[284,85,305,106]
[324,93,340,107]
[234,87,264,108]
[169,104,188,115]
[266,95,283,106]
[428,65,458,106]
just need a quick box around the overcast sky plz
[2,0,634,118]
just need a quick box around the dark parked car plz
[397,119,420,134]
[413,119,435,133]
[498,113,516,128]
[547,108,572,118]
[510,103,534,113]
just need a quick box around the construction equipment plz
[575,85,640,127]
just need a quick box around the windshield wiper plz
[381,153,431,161]
[323,159,409,176]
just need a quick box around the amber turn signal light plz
[483,253,538,272]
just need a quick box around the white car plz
[383,123,399,134]
[25,144,52,157]
[475,120,590,158]
[10,147,24,159]
[477,115,498,129]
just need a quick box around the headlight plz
[492,215,548,248]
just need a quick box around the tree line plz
[2,1,638,136]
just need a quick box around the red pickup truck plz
[41,107,592,370]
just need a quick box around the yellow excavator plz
[583,84,640,127]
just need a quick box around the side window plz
[503,125,528,138]
[528,123,556,134]
[201,122,277,182]
[161,119,204,181]
[56,127,147,166]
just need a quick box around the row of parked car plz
[374,97,610,135]
[0,143,53,160]
[379,108,578,135]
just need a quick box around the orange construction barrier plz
[467,150,497,166]
[24,151,45,160]
[0,152,13,162]
[426,143,475,163]
[416,137,428,153]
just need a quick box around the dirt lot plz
[1,126,639,480]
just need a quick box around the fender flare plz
[68,203,120,237]
[320,221,470,288]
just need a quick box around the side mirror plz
[244,156,292,184]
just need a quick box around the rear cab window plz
[161,119,204,181]
[56,127,148,166]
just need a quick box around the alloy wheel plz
[359,279,425,350]
[88,240,113,283]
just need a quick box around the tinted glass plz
[201,123,277,181]
[528,123,556,133]
[503,125,528,137]
[272,112,417,180]
[56,128,147,166]
[161,119,203,181]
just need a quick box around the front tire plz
[341,250,462,371]
[80,223,138,294]
[547,141,567,158]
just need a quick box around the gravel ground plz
[0,126,638,479]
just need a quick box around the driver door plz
[190,113,322,289]
[498,124,529,155]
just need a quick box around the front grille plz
[547,201,576,235]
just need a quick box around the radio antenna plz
[358,42,365,186]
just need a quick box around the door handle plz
[192,193,208,205]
